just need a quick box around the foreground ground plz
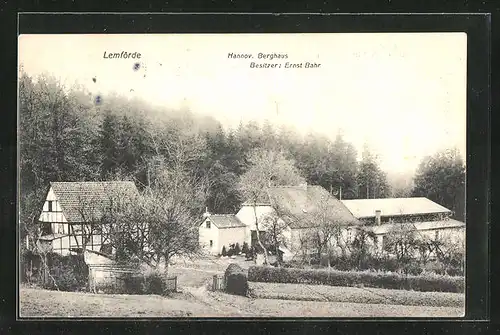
[20,287,464,318]
[20,255,465,318]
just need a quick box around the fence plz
[212,274,225,291]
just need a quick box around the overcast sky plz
[18,33,466,177]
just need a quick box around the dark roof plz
[341,197,452,218]
[204,215,246,229]
[49,181,139,222]
[265,186,360,229]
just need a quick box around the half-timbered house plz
[37,181,139,255]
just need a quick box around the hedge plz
[247,266,464,293]
[224,263,248,296]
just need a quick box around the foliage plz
[22,251,89,292]
[247,266,464,293]
[224,263,249,296]
[249,282,464,307]
[356,144,391,199]
[221,245,227,257]
[234,243,241,255]
[242,242,250,254]
[238,148,306,264]
[412,148,466,221]
[122,271,176,295]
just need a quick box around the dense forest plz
[18,70,466,241]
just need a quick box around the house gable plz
[39,186,69,223]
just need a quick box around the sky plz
[18,33,467,177]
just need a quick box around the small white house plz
[198,214,247,255]
[199,185,360,256]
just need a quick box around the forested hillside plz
[18,70,465,242]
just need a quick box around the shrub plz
[247,266,464,293]
[41,253,88,291]
[224,263,248,296]
[123,274,145,294]
[234,243,241,255]
[221,246,227,257]
[143,272,166,295]
[242,242,250,254]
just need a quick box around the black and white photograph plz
[18,32,467,318]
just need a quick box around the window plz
[209,240,213,247]
[206,221,211,229]
[41,222,52,235]
[48,201,53,212]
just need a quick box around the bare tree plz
[260,212,290,266]
[384,223,419,273]
[238,149,306,265]
[99,162,208,284]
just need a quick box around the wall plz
[39,187,68,235]
[218,227,246,254]
[84,251,138,292]
[198,217,219,255]
[235,205,275,244]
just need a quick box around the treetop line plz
[19,71,465,252]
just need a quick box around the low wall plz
[83,249,139,293]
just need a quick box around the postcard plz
[18,32,466,318]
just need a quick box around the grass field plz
[248,282,465,308]
[19,256,464,318]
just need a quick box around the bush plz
[224,263,248,296]
[247,265,464,293]
[123,275,145,294]
[143,272,166,295]
[39,253,89,291]
[242,242,249,254]
[234,243,241,255]
[221,246,227,257]
[122,271,173,295]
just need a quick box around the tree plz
[412,148,466,221]
[350,228,378,269]
[383,223,419,273]
[307,192,346,267]
[357,144,391,199]
[260,212,289,266]
[237,149,306,265]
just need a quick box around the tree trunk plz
[252,204,268,265]
[275,243,280,267]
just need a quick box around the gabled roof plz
[253,185,359,229]
[203,214,246,229]
[48,181,139,222]
[341,197,452,219]
[359,219,465,235]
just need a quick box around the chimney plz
[202,207,211,218]
[375,210,381,225]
